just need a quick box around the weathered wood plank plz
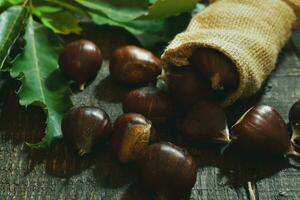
[249,42,300,200]
[0,62,248,200]
[0,24,300,200]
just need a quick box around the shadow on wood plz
[0,81,94,178]
[95,75,133,103]
[93,147,138,188]
[121,181,155,200]
[187,145,289,189]
[43,139,95,178]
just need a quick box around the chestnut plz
[62,106,112,156]
[122,86,173,124]
[190,48,239,91]
[179,102,230,144]
[139,142,197,200]
[289,100,300,148]
[59,40,103,90]
[230,105,290,156]
[167,68,213,108]
[112,113,155,163]
[109,45,162,84]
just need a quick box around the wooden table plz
[0,24,300,200]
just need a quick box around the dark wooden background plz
[0,24,300,200]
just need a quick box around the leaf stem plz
[22,0,30,7]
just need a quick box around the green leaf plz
[38,0,87,16]
[0,0,5,7]
[39,11,82,35]
[149,0,157,4]
[10,16,72,148]
[89,11,164,46]
[7,0,23,5]
[135,14,191,47]
[32,5,62,16]
[90,11,163,34]
[1,0,24,12]
[90,10,190,47]
[147,0,197,19]
[0,5,28,69]
[76,0,148,22]
[0,1,9,13]
[31,0,82,34]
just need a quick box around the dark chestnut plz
[59,40,103,90]
[112,113,155,163]
[139,142,197,200]
[167,68,213,108]
[190,48,239,91]
[109,45,162,84]
[230,105,290,155]
[289,100,300,148]
[179,102,230,144]
[62,106,112,156]
[122,86,173,124]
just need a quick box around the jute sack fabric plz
[284,0,300,28]
[161,0,298,106]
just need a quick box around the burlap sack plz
[285,0,300,28]
[162,0,298,107]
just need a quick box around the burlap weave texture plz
[162,0,298,106]
[285,0,300,28]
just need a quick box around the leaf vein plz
[0,7,24,54]
[28,16,46,103]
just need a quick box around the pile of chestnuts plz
[58,39,300,199]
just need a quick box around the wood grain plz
[0,24,300,199]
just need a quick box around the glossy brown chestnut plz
[231,105,290,155]
[109,45,162,84]
[122,86,173,124]
[139,142,197,200]
[59,40,102,90]
[179,102,230,144]
[62,106,112,156]
[289,100,300,147]
[167,68,213,108]
[190,48,239,91]
[112,113,155,163]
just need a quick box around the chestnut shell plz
[122,86,173,124]
[112,113,155,163]
[179,102,230,144]
[62,106,112,156]
[190,48,239,91]
[230,105,290,155]
[109,45,162,84]
[139,142,197,200]
[289,100,300,131]
[59,40,102,87]
[168,68,212,108]
[289,100,300,147]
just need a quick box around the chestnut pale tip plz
[112,113,155,163]
[289,100,300,151]
[118,122,152,163]
[291,132,300,150]
[79,83,85,91]
[180,102,230,144]
[218,126,231,143]
[211,73,223,90]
